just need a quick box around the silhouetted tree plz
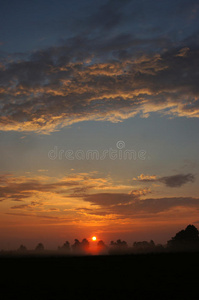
[111,239,128,247]
[97,240,107,253]
[149,240,155,247]
[167,225,199,251]
[72,238,90,254]
[72,239,81,253]
[155,244,165,252]
[35,243,44,252]
[81,238,89,251]
[18,244,27,252]
[109,239,128,254]
[58,241,70,252]
[133,240,156,253]
[97,240,106,248]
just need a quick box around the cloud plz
[5,212,66,220]
[83,192,138,206]
[133,173,195,187]
[159,173,195,187]
[82,192,199,217]
[1,173,198,221]
[133,174,157,182]
[0,173,87,202]
[0,172,196,220]
[10,201,41,210]
[129,188,151,196]
[0,176,80,202]
[0,172,116,203]
[0,31,199,133]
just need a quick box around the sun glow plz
[92,236,97,241]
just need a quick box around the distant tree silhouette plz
[72,239,81,252]
[58,241,70,252]
[72,239,83,253]
[81,238,89,252]
[110,239,128,247]
[97,240,107,253]
[150,240,155,247]
[71,238,90,254]
[133,240,156,252]
[167,225,199,250]
[109,239,128,254]
[97,240,106,248]
[155,244,165,252]
[35,243,44,252]
[18,244,27,252]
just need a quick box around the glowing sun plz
[92,236,97,241]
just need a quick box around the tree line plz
[1,224,199,255]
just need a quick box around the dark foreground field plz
[1,252,199,300]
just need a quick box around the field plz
[1,253,199,300]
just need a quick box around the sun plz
[92,236,97,241]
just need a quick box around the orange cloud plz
[133,174,157,181]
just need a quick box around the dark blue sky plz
[1,0,198,54]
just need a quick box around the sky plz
[0,0,199,250]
